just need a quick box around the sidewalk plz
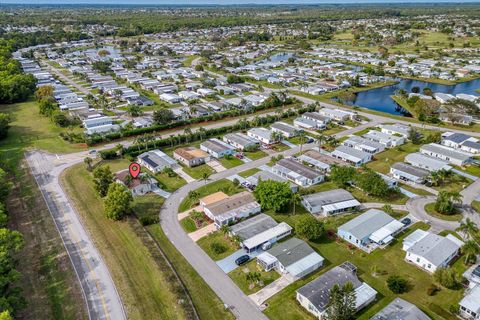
[188,224,216,242]
[249,276,294,307]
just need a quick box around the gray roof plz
[344,135,384,150]
[267,238,316,268]
[371,298,431,320]
[443,133,471,144]
[404,153,451,172]
[246,170,296,189]
[271,122,298,134]
[461,140,480,150]
[338,209,395,240]
[407,233,462,266]
[229,214,278,240]
[302,189,355,207]
[391,162,429,179]
[276,158,323,180]
[296,262,361,312]
[224,133,258,147]
[333,145,371,160]
[201,139,232,154]
[421,143,472,161]
[302,112,329,122]
[139,150,177,169]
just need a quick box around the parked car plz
[401,217,412,226]
[235,255,250,266]
[235,153,244,159]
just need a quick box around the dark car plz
[401,217,412,226]
[235,255,250,266]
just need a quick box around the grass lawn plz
[0,100,86,167]
[238,168,261,178]
[182,163,214,180]
[424,203,463,222]
[455,164,480,178]
[180,217,198,233]
[366,143,421,174]
[399,183,434,197]
[228,260,280,295]
[154,171,187,192]
[432,173,471,194]
[244,149,268,160]
[132,194,164,223]
[61,164,192,320]
[196,231,239,261]
[146,225,234,320]
[264,221,466,320]
[178,179,245,212]
[271,143,291,152]
[320,124,346,136]
[219,156,244,169]
[472,201,480,214]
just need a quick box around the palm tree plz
[202,172,211,185]
[462,240,480,264]
[220,225,230,238]
[429,171,441,187]
[317,134,327,150]
[292,192,302,215]
[188,190,199,203]
[297,131,307,152]
[449,191,462,204]
[457,218,479,241]
[184,128,192,143]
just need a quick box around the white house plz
[379,124,411,138]
[302,189,360,216]
[223,133,259,151]
[338,209,404,252]
[200,138,235,158]
[459,285,480,320]
[247,127,274,144]
[270,121,301,138]
[404,153,452,172]
[403,230,463,273]
[331,145,372,166]
[343,136,385,154]
[420,143,473,166]
[390,162,430,184]
[138,149,178,173]
[272,158,324,187]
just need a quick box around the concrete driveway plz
[249,275,294,306]
[217,249,262,273]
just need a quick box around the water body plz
[345,78,480,116]
[262,52,295,63]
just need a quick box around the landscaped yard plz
[154,171,187,192]
[264,220,466,320]
[182,163,214,180]
[424,203,463,221]
[320,123,346,136]
[219,156,244,169]
[132,194,164,224]
[366,142,421,174]
[238,168,261,178]
[432,173,471,194]
[178,179,245,212]
[229,260,280,295]
[196,231,239,261]
[271,142,291,152]
[180,217,199,233]
[399,183,434,197]
[61,164,193,320]
[244,149,268,160]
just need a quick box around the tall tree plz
[104,183,133,220]
[253,180,293,213]
[92,165,114,197]
[326,282,356,320]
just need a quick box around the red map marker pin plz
[129,162,141,178]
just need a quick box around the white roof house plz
[159,93,183,104]
[272,158,324,187]
[379,124,411,138]
[390,162,430,184]
[363,130,405,147]
[420,143,473,166]
[318,108,356,122]
[403,230,463,273]
[302,189,360,216]
[331,145,372,166]
[242,222,293,253]
[200,138,235,158]
[343,135,385,154]
[404,153,452,172]
[270,121,300,138]
[338,209,404,252]
[223,133,259,151]
[138,149,178,173]
[459,285,480,320]
[247,127,274,144]
[257,238,324,280]
[371,298,431,320]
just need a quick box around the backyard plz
[229,260,281,295]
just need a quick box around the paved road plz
[25,151,126,320]
[406,196,460,233]
[42,61,92,95]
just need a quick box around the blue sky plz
[2,0,480,4]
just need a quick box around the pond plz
[262,52,295,63]
[343,77,480,116]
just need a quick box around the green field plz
[399,183,434,197]
[61,164,192,320]
[238,168,261,178]
[366,143,421,174]
[244,149,268,160]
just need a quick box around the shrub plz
[138,215,159,226]
[434,268,460,289]
[427,284,439,296]
[210,241,227,254]
[387,275,408,294]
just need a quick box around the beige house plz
[173,147,211,167]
